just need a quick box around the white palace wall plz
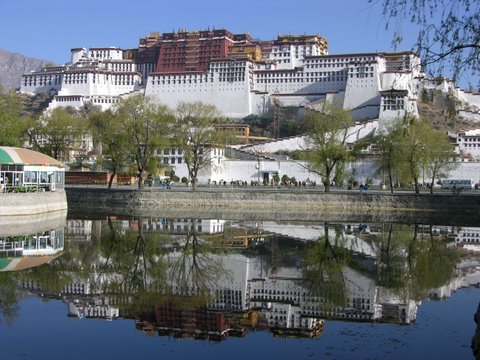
[144,52,425,121]
[145,59,254,118]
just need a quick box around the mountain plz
[0,48,53,91]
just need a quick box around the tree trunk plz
[190,168,197,191]
[414,176,419,194]
[324,180,330,193]
[108,167,117,189]
[388,166,394,194]
[137,169,145,189]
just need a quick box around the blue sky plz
[0,0,476,88]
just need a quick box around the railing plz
[0,240,24,252]
[0,183,56,193]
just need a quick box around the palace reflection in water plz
[2,215,479,345]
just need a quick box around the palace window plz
[382,94,405,110]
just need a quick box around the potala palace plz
[20,28,480,185]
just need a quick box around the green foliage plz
[115,95,173,189]
[421,89,431,103]
[0,273,19,326]
[6,186,38,193]
[288,150,308,160]
[303,226,351,307]
[372,224,460,300]
[243,115,274,138]
[20,92,55,118]
[0,89,30,146]
[397,118,431,193]
[375,117,454,193]
[375,224,413,288]
[424,126,456,193]
[445,89,461,120]
[173,102,230,190]
[399,117,456,193]
[272,173,280,185]
[281,118,303,137]
[164,170,180,183]
[29,107,88,160]
[146,157,160,176]
[166,227,229,297]
[89,109,131,187]
[413,242,459,294]
[302,104,354,192]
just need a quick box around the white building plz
[452,129,480,160]
[455,227,480,246]
[145,49,423,122]
[141,218,225,234]
[21,46,142,112]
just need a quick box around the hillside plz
[418,89,477,131]
[0,48,53,91]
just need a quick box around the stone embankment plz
[0,190,67,216]
[66,187,480,225]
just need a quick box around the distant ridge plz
[0,49,53,91]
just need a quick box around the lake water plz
[1,214,479,360]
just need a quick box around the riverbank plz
[66,187,480,225]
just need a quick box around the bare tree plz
[372,0,480,82]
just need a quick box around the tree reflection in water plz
[165,219,230,299]
[0,217,468,339]
[303,223,350,309]
[376,223,459,301]
[302,222,461,317]
[0,273,19,326]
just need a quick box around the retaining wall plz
[0,190,68,216]
[66,188,480,225]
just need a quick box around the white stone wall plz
[170,157,324,185]
[241,121,377,154]
[70,48,87,64]
[89,47,123,61]
[21,70,64,95]
[457,89,480,108]
[459,110,480,122]
[344,60,382,120]
[48,95,120,112]
[146,60,254,117]
[445,161,480,183]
